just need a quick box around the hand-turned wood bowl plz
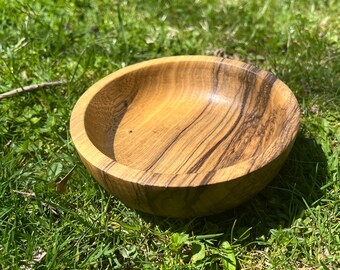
[70,56,300,218]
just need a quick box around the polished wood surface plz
[70,56,300,217]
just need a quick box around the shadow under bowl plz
[70,56,300,218]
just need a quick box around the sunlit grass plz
[0,0,339,269]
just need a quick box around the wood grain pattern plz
[70,56,300,217]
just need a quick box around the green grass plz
[0,0,339,269]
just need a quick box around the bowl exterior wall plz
[78,138,295,218]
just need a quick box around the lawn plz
[0,0,339,269]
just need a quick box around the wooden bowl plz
[70,56,300,218]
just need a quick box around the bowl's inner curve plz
[85,60,286,174]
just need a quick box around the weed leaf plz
[191,241,206,263]
[48,162,63,179]
[170,233,189,252]
[220,241,236,270]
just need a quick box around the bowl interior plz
[84,59,292,175]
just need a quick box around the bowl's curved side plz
[77,134,296,218]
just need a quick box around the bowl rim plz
[70,55,300,188]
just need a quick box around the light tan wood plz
[70,56,300,217]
